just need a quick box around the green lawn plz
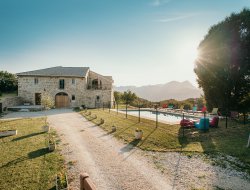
[81,109,250,173]
[0,118,64,190]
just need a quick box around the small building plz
[16,66,114,108]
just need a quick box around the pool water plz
[120,110,195,123]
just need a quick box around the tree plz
[114,91,122,103]
[194,9,250,112]
[41,91,54,110]
[121,90,137,104]
[0,71,17,93]
[41,91,54,125]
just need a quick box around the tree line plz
[0,71,18,95]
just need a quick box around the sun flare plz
[177,43,199,65]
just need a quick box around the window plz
[59,79,65,89]
[96,95,100,101]
[34,78,38,84]
[92,79,98,89]
[72,78,75,85]
[72,95,75,101]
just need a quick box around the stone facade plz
[0,96,24,112]
[17,68,114,108]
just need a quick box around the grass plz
[0,118,64,190]
[81,109,250,174]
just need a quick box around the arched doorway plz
[55,92,69,108]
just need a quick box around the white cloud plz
[151,0,172,7]
[155,13,198,23]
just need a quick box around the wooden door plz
[55,94,69,108]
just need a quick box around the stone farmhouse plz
[16,66,114,108]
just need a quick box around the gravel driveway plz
[47,110,172,190]
[2,109,250,190]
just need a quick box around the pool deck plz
[119,108,204,118]
[114,108,205,125]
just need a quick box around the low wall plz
[0,96,24,112]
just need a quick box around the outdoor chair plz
[210,108,218,115]
[209,116,219,127]
[180,119,195,128]
[195,118,209,131]
[201,106,207,113]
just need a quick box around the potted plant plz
[56,172,68,190]
[111,125,116,132]
[48,135,56,151]
[99,118,104,125]
[135,128,143,140]
[42,122,50,132]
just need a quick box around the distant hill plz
[115,81,203,101]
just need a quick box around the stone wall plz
[88,71,113,90]
[18,70,114,108]
[0,96,24,111]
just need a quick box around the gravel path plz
[47,110,172,190]
[2,109,250,190]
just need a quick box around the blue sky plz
[1,0,249,86]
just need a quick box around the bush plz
[73,107,80,112]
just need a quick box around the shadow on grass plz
[120,139,141,153]
[178,126,216,153]
[28,148,49,159]
[114,123,139,137]
[12,131,45,141]
[0,148,49,168]
[122,127,158,161]
[0,156,27,168]
[138,127,157,148]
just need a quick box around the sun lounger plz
[210,108,218,115]
[180,119,195,128]
[209,116,219,127]
[195,118,209,131]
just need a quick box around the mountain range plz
[115,81,203,101]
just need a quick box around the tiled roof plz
[17,66,89,77]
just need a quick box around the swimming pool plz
[120,110,197,123]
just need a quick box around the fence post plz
[204,112,206,132]
[226,114,228,128]
[126,103,128,118]
[80,173,96,190]
[243,111,246,125]
[182,113,184,137]
[109,101,111,113]
[138,104,141,122]
[156,105,158,128]
[117,102,118,114]
[247,134,250,148]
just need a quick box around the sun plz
[177,42,199,64]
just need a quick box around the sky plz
[0,0,250,87]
